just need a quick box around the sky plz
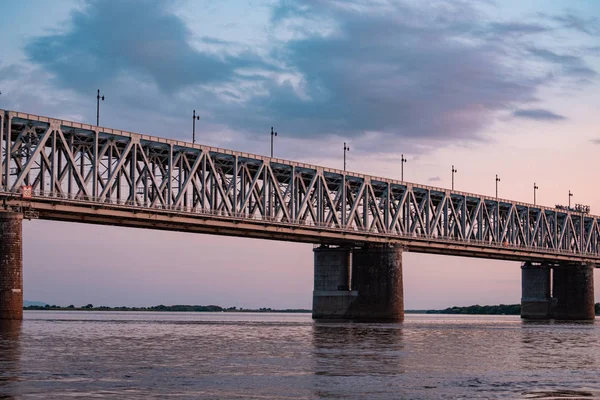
[1,0,600,309]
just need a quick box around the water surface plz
[0,311,598,399]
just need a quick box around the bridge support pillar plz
[312,245,357,319]
[0,212,23,320]
[551,263,595,320]
[348,244,404,321]
[521,262,551,319]
[312,244,404,321]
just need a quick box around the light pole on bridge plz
[401,154,407,181]
[451,165,457,190]
[569,190,573,208]
[270,127,278,158]
[343,142,350,172]
[533,182,538,205]
[96,89,105,126]
[495,174,501,198]
[192,110,200,144]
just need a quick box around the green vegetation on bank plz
[23,304,311,313]
[408,303,600,315]
[430,304,521,315]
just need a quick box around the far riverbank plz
[24,303,600,315]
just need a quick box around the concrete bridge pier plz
[312,244,403,321]
[551,263,595,320]
[0,212,23,320]
[521,261,595,320]
[521,262,551,319]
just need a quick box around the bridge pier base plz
[0,212,23,321]
[521,262,551,319]
[551,263,595,320]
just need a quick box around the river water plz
[0,311,598,399]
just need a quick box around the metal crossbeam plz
[2,110,599,264]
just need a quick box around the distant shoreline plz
[23,304,311,313]
[24,303,600,315]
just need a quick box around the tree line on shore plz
[23,304,311,313]
[409,303,600,315]
[24,303,600,315]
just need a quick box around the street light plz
[451,165,457,190]
[533,182,538,205]
[495,174,501,198]
[270,127,278,158]
[401,154,407,181]
[96,89,105,126]
[569,190,573,208]
[343,142,350,171]
[192,110,200,144]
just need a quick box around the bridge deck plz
[1,109,599,265]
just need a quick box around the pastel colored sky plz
[1,0,599,308]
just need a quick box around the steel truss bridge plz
[1,109,599,265]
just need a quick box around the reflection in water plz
[0,320,22,399]
[311,322,404,399]
[312,322,404,376]
[5,312,600,399]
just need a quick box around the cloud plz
[552,14,599,35]
[513,109,566,121]
[428,176,441,182]
[228,0,550,141]
[527,47,597,79]
[25,0,274,94]
[19,0,598,155]
[486,22,550,36]
[590,138,600,145]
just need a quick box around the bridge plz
[0,110,596,321]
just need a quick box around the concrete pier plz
[348,244,403,321]
[551,263,595,320]
[312,246,357,319]
[0,212,23,320]
[520,262,551,319]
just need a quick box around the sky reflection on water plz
[0,312,598,399]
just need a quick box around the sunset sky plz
[1,0,599,308]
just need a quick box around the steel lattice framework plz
[1,110,599,264]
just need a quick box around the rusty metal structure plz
[1,109,600,265]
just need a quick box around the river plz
[0,311,598,399]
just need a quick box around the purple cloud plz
[19,0,596,153]
[513,109,566,121]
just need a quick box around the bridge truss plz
[1,110,599,264]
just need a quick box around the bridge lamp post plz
[270,127,278,158]
[401,154,407,181]
[451,165,457,190]
[533,183,538,205]
[96,89,105,126]
[495,174,501,198]
[192,110,200,144]
[343,142,350,172]
[569,190,573,208]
